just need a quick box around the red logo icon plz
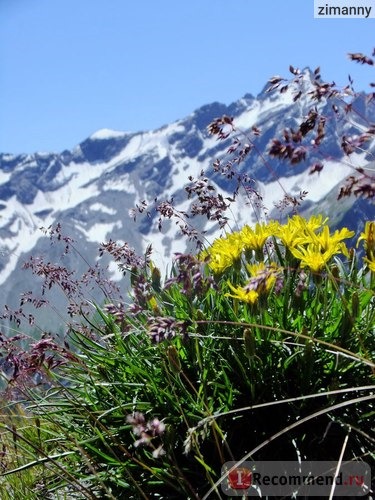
[228,467,252,489]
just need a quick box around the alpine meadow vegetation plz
[0,50,375,499]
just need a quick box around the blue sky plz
[1,0,374,154]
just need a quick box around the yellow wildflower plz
[275,214,328,249]
[240,222,276,252]
[226,262,282,306]
[308,225,354,255]
[246,261,267,276]
[295,214,328,233]
[226,282,259,304]
[274,220,307,249]
[200,232,243,274]
[289,244,337,273]
[246,261,280,294]
[289,221,353,272]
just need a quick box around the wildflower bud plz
[167,345,181,374]
[351,292,359,318]
[148,296,160,314]
[340,311,354,341]
[130,266,139,288]
[365,222,375,261]
[127,412,145,425]
[244,328,256,359]
[151,265,161,293]
[149,418,166,436]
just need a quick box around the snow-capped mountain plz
[0,69,374,330]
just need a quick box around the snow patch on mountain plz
[90,203,117,215]
[0,172,11,184]
[77,221,123,244]
[235,102,262,129]
[102,176,137,194]
[0,216,45,286]
[260,160,351,211]
[90,129,129,140]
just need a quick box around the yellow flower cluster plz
[200,222,277,274]
[274,214,328,249]
[287,221,354,272]
[200,215,358,306]
[200,215,354,275]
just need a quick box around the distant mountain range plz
[1,69,374,331]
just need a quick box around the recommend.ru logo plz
[221,461,371,497]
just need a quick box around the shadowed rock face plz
[0,72,374,332]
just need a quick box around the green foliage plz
[1,214,373,498]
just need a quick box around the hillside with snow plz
[0,69,374,330]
